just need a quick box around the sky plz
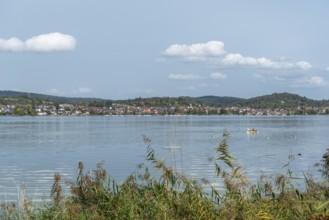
[1,1,329,100]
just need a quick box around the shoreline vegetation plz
[1,91,329,116]
[1,134,328,219]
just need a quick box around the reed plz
[1,134,328,219]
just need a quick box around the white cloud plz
[304,76,327,86]
[222,53,257,65]
[77,87,92,93]
[256,71,328,88]
[163,41,226,60]
[254,72,287,82]
[293,76,328,88]
[0,32,76,52]
[325,67,329,72]
[168,73,201,80]
[309,76,327,85]
[222,53,294,69]
[162,40,315,72]
[179,83,209,91]
[0,38,24,51]
[296,61,312,70]
[210,72,227,80]
[222,53,314,71]
[253,69,313,85]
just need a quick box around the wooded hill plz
[1,90,329,109]
[116,93,329,108]
[238,93,328,108]
[0,90,112,107]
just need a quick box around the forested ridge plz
[1,90,329,108]
[116,92,329,108]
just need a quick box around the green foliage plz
[13,107,26,116]
[241,92,329,109]
[88,100,112,107]
[315,149,329,180]
[0,90,112,106]
[2,90,329,115]
[30,137,218,219]
[114,92,329,110]
[1,134,329,219]
[117,96,198,107]
[27,104,36,116]
[195,96,245,106]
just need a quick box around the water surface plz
[0,116,328,202]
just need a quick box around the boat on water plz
[163,145,182,150]
[247,128,258,134]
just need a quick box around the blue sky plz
[1,1,329,100]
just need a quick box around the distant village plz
[1,102,329,116]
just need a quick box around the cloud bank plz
[163,41,312,70]
[222,53,295,69]
[162,40,329,90]
[296,61,312,70]
[163,41,225,61]
[168,73,201,80]
[210,72,227,80]
[222,54,312,70]
[0,32,76,52]
[77,87,93,94]
[293,76,328,88]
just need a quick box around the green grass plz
[1,134,329,219]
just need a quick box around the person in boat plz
[248,128,257,133]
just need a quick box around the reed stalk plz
[0,133,328,219]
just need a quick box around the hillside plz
[116,96,245,107]
[116,93,329,108]
[0,90,112,107]
[239,92,329,109]
[194,96,246,106]
[1,90,329,109]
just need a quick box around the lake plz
[0,115,328,202]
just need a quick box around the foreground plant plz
[209,132,329,219]
[1,134,328,219]
[32,136,218,219]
